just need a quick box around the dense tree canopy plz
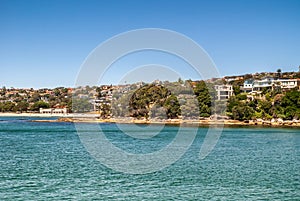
[227,89,300,120]
[30,101,50,111]
[128,84,181,119]
[193,81,212,117]
[0,79,299,121]
[72,98,93,113]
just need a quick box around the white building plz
[277,79,298,90]
[40,108,68,114]
[243,78,299,93]
[214,85,233,100]
[243,79,254,93]
[252,77,274,91]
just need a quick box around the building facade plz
[243,78,299,93]
[214,85,233,100]
[40,108,68,114]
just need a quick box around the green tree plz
[193,81,212,117]
[226,96,239,115]
[98,103,111,118]
[256,100,272,119]
[16,101,29,112]
[164,94,181,119]
[1,101,16,112]
[277,68,282,78]
[281,90,300,119]
[236,93,247,100]
[231,103,254,120]
[0,86,6,96]
[72,98,93,113]
[30,101,50,111]
[129,84,180,119]
[233,85,241,95]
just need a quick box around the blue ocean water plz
[0,117,299,200]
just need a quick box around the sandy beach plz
[0,112,98,118]
[43,116,300,128]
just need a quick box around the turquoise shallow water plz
[0,117,299,200]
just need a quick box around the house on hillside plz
[278,79,298,91]
[214,85,233,100]
[242,79,254,93]
[243,77,299,93]
[252,77,274,91]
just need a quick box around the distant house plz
[243,78,299,93]
[214,85,233,100]
[91,99,109,111]
[224,76,244,83]
[277,79,298,91]
[40,108,68,114]
[243,79,254,93]
[252,77,274,91]
[40,96,48,102]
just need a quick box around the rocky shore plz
[53,117,300,128]
[1,112,299,128]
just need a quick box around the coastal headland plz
[1,71,299,127]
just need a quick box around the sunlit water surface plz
[0,117,299,200]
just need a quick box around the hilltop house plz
[252,77,274,91]
[278,79,299,91]
[243,79,254,93]
[243,78,299,93]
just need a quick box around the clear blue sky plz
[1,0,299,88]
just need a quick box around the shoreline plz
[1,112,300,128]
[0,112,98,118]
[43,117,300,129]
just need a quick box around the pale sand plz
[0,112,65,117]
[0,112,97,118]
[55,117,300,128]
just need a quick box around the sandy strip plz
[0,112,69,117]
[1,113,299,128]
[54,117,300,128]
[0,112,98,118]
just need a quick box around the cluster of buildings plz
[214,77,300,101]
[89,77,300,113]
[243,78,299,93]
[1,72,299,114]
[40,108,68,114]
[89,84,140,114]
[0,87,72,113]
[0,87,72,102]
[90,85,113,112]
